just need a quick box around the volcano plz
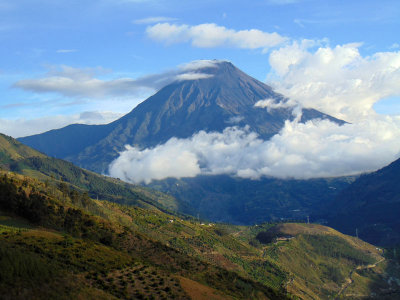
[19,60,343,173]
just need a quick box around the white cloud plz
[109,142,201,183]
[77,111,123,123]
[7,60,222,137]
[175,72,213,81]
[14,65,154,98]
[390,43,400,49]
[108,113,400,184]
[267,41,400,122]
[226,116,244,124]
[146,23,287,51]
[13,62,218,99]
[0,111,123,138]
[133,16,177,24]
[179,59,223,71]
[254,98,296,112]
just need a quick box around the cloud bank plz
[109,115,400,184]
[146,23,287,51]
[267,41,400,122]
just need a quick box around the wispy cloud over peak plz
[179,60,226,71]
[175,72,213,81]
[12,61,222,99]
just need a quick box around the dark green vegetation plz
[321,157,400,246]
[147,175,353,224]
[19,61,343,174]
[0,171,288,299]
[1,168,399,299]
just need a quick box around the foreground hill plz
[1,169,399,299]
[19,61,343,174]
[0,170,286,299]
[323,157,400,246]
[249,223,398,299]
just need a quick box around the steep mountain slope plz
[0,133,179,212]
[322,157,400,246]
[1,169,398,299]
[147,175,354,224]
[19,61,343,173]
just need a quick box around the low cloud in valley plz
[109,113,400,184]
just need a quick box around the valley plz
[1,169,399,299]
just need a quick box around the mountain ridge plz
[0,133,181,213]
[322,156,400,246]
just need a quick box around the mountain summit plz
[19,60,342,173]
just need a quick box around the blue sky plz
[1,0,400,138]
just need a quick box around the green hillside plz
[0,170,286,299]
[0,133,179,212]
[248,223,399,299]
[1,169,399,299]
